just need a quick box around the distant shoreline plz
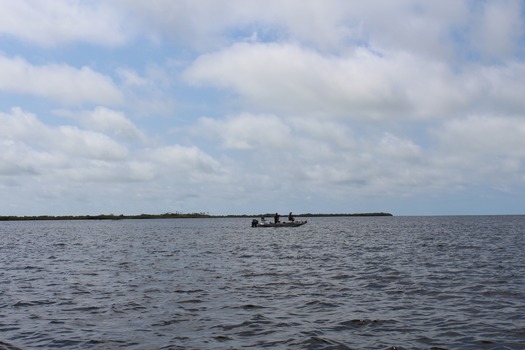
[0,212,393,221]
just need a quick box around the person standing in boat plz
[274,212,280,224]
[288,212,295,222]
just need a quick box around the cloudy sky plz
[1,0,525,216]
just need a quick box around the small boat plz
[253,220,307,227]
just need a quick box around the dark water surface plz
[0,216,524,349]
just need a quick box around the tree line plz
[0,212,392,221]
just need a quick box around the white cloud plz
[181,43,405,118]
[376,132,422,159]
[292,118,356,150]
[115,0,469,56]
[0,0,127,46]
[117,68,149,87]
[62,160,155,183]
[289,131,427,196]
[0,107,128,162]
[0,54,123,105]
[423,115,525,193]
[57,126,129,160]
[196,113,291,150]
[435,115,525,158]
[148,145,222,176]
[57,107,146,141]
[0,111,67,177]
[2,1,520,61]
[0,139,39,175]
[0,107,228,196]
[0,107,54,146]
[115,65,177,117]
[192,109,525,205]
[193,112,433,198]
[470,0,523,59]
[356,1,469,59]
[184,43,410,119]
[185,42,525,121]
[466,62,525,115]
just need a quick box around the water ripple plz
[0,216,524,349]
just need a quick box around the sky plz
[1,0,525,216]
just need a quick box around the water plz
[0,216,524,349]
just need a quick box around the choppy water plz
[0,216,524,349]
